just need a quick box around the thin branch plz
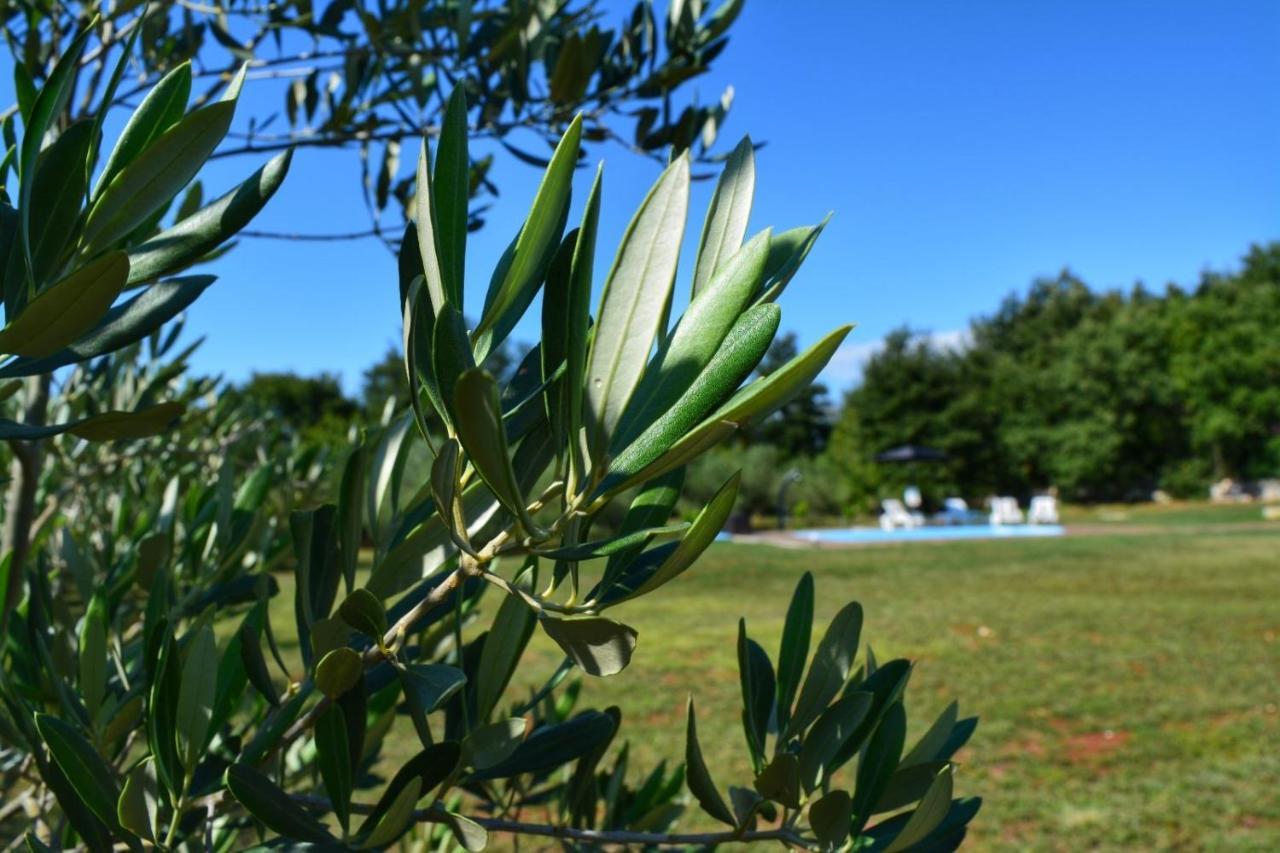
[207,126,440,159]
[290,795,813,848]
[277,566,465,747]
[238,228,386,242]
[462,816,812,849]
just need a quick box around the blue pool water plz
[789,524,1066,544]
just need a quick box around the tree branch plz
[277,566,465,747]
[463,815,812,849]
[238,228,386,242]
[290,795,816,849]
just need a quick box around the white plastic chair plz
[880,498,924,530]
[1028,495,1059,525]
[988,496,1024,526]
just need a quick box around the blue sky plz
[12,2,1280,395]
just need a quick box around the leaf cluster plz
[0,25,981,852]
[0,43,290,442]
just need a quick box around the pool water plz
[789,524,1066,544]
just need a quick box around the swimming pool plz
[789,524,1066,544]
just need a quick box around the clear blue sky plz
[17,2,1280,394]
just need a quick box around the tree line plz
[663,242,1280,520]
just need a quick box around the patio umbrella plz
[874,444,948,463]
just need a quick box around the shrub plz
[1159,457,1213,501]
[1,42,980,852]
[684,444,784,520]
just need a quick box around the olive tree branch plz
[277,564,466,747]
[274,466,587,751]
[289,795,816,849]
[453,816,812,849]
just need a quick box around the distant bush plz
[1159,458,1214,501]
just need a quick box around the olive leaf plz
[737,622,775,772]
[338,588,387,639]
[598,472,739,607]
[809,789,853,848]
[693,135,756,297]
[453,368,543,536]
[754,214,831,304]
[126,150,292,285]
[360,777,421,848]
[1,402,185,445]
[600,304,780,494]
[465,718,527,770]
[95,61,193,198]
[540,615,639,677]
[18,26,92,279]
[34,714,125,835]
[775,571,815,734]
[534,522,688,561]
[117,759,160,842]
[705,323,853,429]
[175,624,217,772]
[798,691,873,793]
[84,99,238,253]
[474,574,536,721]
[473,113,582,357]
[0,251,129,357]
[584,154,690,460]
[684,698,734,827]
[315,647,363,699]
[786,601,864,740]
[851,702,907,835]
[612,229,772,451]
[238,622,280,707]
[885,766,956,852]
[224,763,333,843]
[0,276,215,378]
[433,87,469,308]
[754,753,801,810]
[78,593,108,721]
[315,704,353,832]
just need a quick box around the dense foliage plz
[0,31,980,852]
[660,244,1280,527]
[831,244,1280,507]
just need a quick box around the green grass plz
[1058,500,1274,527]
[268,527,1280,850]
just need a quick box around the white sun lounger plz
[881,498,925,530]
[1028,495,1059,525]
[988,496,1024,526]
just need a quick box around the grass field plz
[1057,500,1273,528]
[269,522,1280,850]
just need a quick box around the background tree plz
[750,330,833,456]
[359,347,407,419]
[1168,244,1280,482]
[360,332,522,419]
[832,329,971,505]
[232,370,359,444]
[825,243,1280,507]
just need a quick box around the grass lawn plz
[1058,500,1275,527]
[267,526,1280,850]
